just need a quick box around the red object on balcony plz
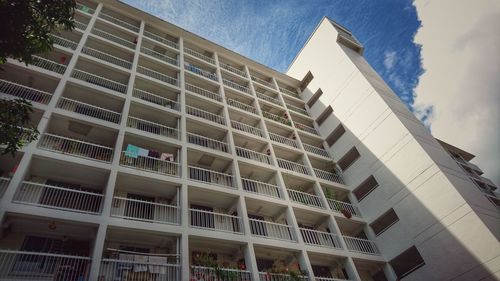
[341,209,352,219]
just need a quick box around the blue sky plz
[123,0,423,113]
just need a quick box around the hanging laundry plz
[148,256,168,274]
[138,147,149,157]
[148,150,160,158]
[160,153,174,161]
[125,144,140,158]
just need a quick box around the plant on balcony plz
[324,187,334,200]
[264,261,307,281]
[192,252,244,281]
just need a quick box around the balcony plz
[220,61,246,78]
[75,20,88,31]
[132,88,180,110]
[127,116,179,139]
[343,236,380,255]
[110,196,180,225]
[0,79,53,104]
[190,208,242,234]
[249,218,296,242]
[38,133,114,163]
[287,103,309,116]
[269,132,298,148]
[137,65,178,86]
[288,188,324,209]
[185,61,218,82]
[99,10,140,33]
[56,97,122,124]
[143,30,179,49]
[184,46,215,65]
[314,168,344,184]
[51,34,79,50]
[231,120,264,137]
[258,272,308,281]
[257,92,283,107]
[262,111,292,126]
[277,158,310,176]
[242,178,281,199]
[141,46,178,67]
[191,266,252,281]
[186,105,225,125]
[300,228,342,249]
[99,256,180,281]
[295,122,318,135]
[71,69,128,94]
[189,166,235,189]
[91,27,136,50]
[327,198,361,218]
[120,151,180,177]
[236,146,272,165]
[303,143,329,158]
[81,46,132,69]
[0,177,9,198]
[227,98,257,115]
[186,82,222,102]
[76,2,95,14]
[223,78,251,95]
[29,55,67,74]
[251,75,275,89]
[188,132,229,153]
[279,86,300,98]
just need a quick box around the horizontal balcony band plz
[120,151,180,177]
[314,168,345,185]
[227,98,257,114]
[186,105,225,125]
[231,120,263,137]
[277,158,310,176]
[50,34,78,50]
[189,208,242,234]
[91,27,137,49]
[327,198,361,218]
[188,166,235,189]
[38,133,114,163]
[137,66,178,86]
[303,143,329,158]
[268,132,298,148]
[185,83,221,102]
[82,46,132,69]
[132,88,180,111]
[71,69,128,94]
[143,30,179,49]
[343,235,381,255]
[236,146,272,165]
[99,12,139,33]
[141,46,178,67]
[251,76,275,89]
[187,132,229,153]
[127,116,179,139]
[223,79,251,95]
[219,62,246,77]
[287,189,324,209]
[56,97,122,124]
[0,79,53,104]
[110,196,180,225]
[241,178,282,199]
[300,228,342,249]
[184,47,215,65]
[249,218,296,242]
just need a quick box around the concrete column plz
[297,250,315,280]
[244,242,260,281]
[345,257,362,281]
[383,262,398,281]
[181,233,190,281]
[89,223,108,281]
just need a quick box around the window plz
[354,175,379,201]
[307,88,323,108]
[370,208,399,236]
[338,147,360,171]
[390,246,425,279]
[316,106,333,126]
[326,124,345,146]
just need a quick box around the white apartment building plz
[0,1,498,281]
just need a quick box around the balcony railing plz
[0,250,91,281]
[313,168,344,184]
[315,277,347,281]
[30,56,67,74]
[287,189,323,208]
[187,132,229,153]
[38,133,113,162]
[262,111,292,126]
[99,12,139,32]
[257,92,283,106]
[13,181,103,214]
[82,46,132,69]
[132,88,179,110]
[258,272,308,281]
[185,64,217,81]
[327,199,361,218]
[186,105,225,125]
[191,266,252,281]
[223,79,251,95]
[185,83,221,102]
[227,98,257,114]
[300,228,342,249]
[91,27,136,49]
[268,132,298,148]
[231,120,263,137]
[99,258,180,281]
[120,151,180,177]
[137,66,178,86]
[343,236,380,255]
[286,103,308,116]
[71,69,127,93]
[241,178,281,199]
[220,62,246,77]
[0,177,10,198]
[279,87,299,98]
[75,20,88,31]
[251,76,275,89]
[50,34,78,50]
[236,146,272,165]
[111,196,180,225]
[57,97,122,124]
[184,47,215,64]
[0,79,52,104]
[127,116,179,139]
[249,219,295,242]
[143,30,179,49]
[141,46,178,66]
[188,166,234,188]
[190,208,242,234]
[76,2,95,14]
[303,143,329,158]
[295,123,318,135]
[277,158,310,175]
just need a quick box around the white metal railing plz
[303,143,329,158]
[236,146,272,165]
[300,228,342,249]
[187,132,229,153]
[141,46,178,66]
[127,116,179,139]
[315,277,348,281]
[71,69,127,93]
[30,56,67,74]
[99,258,180,281]
[57,97,121,124]
[287,189,323,208]
[343,236,380,255]
[227,98,257,114]
[50,34,78,50]
[99,12,139,32]
[0,177,10,198]
[258,272,308,281]
[185,83,221,102]
[0,249,91,280]
[295,122,318,135]
[287,103,309,116]
[111,196,180,225]
[75,20,88,31]
[249,219,295,241]
[76,2,95,14]
[91,27,136,49]
[327,198,361,217]
[186,105,225,125]
[0,79,52,104]
[13,181,103,214]
[277,158,310,175]
[143,30,179,49]
[257,92,283,106]
[137,66,178,86]
[191,266,252,281]
[38,133,113,162]
[190,208,242,234]
[184,63,218,81]
[268,132,298,148]
[223,79,251,94]
[184,47,215,64]
[231,120,263,137]
[120,151,180,177]
[251,76,275,89]
[262,111,292,126]
[188,166,234,188]
[279,87,299,98]
[314,168,345,184]
[82,46,132,69]
[133,88,179,110]
[241,178,281,199]
[220,62,246,77]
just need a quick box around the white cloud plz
[383,50,397,70]
[413,0,500,185]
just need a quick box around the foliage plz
[265,260,308,281]
[0,99,39,155]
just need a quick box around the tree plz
[0,0,76,155]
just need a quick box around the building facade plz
[0,1,498,281]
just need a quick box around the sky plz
[122,0,499,185]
